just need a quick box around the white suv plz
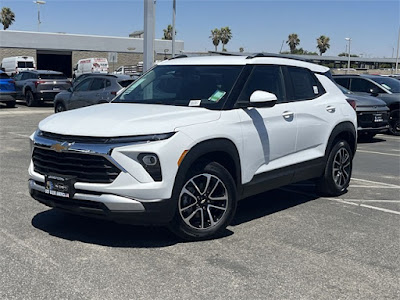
[29,55,357,240]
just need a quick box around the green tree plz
[239,47,244,53]
[338,52,359,57]
[316,35,330,56]
[209,28,221,51]
[286,33,300,54]
[0,7,15,30]
[162,24,176,40]
[220,26,232,52]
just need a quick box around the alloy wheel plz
[332,147,351,189]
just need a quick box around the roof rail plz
[246,53,307,62]
[168,54,188,60]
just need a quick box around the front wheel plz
[317,140,353,196]
[169,161,237,240]
[388,109,400,136]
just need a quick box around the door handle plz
[282,111,294,120]
[326,105,336,113]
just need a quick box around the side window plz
[334,77,350,89]
[287,67,324,101]
[238,65,285,103]
[14,73,23,81]
[75,78,93,92]
[30,73,38,79]
[90,78,105,90]
[105,80,111,87]
[20,73,30,80]
[350,78,384,93]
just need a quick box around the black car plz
[333,74,400,135]
[338,85,389,139]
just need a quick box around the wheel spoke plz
[184,208,201,224]
[202,174,212,195]
[182,187,197,201]
[190,179,202,196]
[208,204,227,212]
[180,201,197,212]
[206,208,216,226]
[199,208,205,229]
[209,195,228,201]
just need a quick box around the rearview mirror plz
[249,90,277,107]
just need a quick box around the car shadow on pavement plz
[357,136,387,144]
[232,183,318,226]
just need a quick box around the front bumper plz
[0,91,16,102]
[29,179,176,224]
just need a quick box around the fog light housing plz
[138,153,162,181]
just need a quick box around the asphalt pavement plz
[1,103,399,300]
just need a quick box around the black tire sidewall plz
[318,140,353,196]
[388,109,400,136]
[55,102,65,113]
[25,91,36,107]
[169,161,237,240]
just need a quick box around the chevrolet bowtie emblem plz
[50,142,74,152]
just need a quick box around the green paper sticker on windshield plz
[208,90,226,102]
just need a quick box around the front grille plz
[40,131,110,144]
[33,147,121,183]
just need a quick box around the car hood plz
[345,93,387,107]
[39,103,221,137]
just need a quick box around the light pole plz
[33,1,46,32]
[172,0,176,57]
[345,38,351,74]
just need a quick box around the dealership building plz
[0,30,184,77]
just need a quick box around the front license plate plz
[374,114,383,122]
[45,175,76,198]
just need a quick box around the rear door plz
[14,72,29,97]
[84,77,106,106]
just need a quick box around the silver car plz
[54,74,136,113]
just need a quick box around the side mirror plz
[369,87,379,96]
[67,87,73,93]
[249,90,277,107]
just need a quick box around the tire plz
[169,161,237,240]
[316,140,353,196]
[6,100,16,108]
[25,90,37,107]
[388,109,400,136]
[55,102,66,113]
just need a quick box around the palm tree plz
[286,33,300,54]
[0,7,15,30]
[162,24,176,40]
[239,47,244,53]
[316,35,330,56]
[220,26,232,52]
[210,28,221,51]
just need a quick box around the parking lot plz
[1,102,399,299]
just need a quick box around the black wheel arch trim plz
[174,138,242,194]
[325,121,357,158]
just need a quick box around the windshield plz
[17,62,34,68]
[372,77,400,93]
[113,65,243,109]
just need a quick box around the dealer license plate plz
[374,114,383,122]
[45,175,76,198]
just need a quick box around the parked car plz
[1,56,36,76]
[54,74,135,112]
[0,70,16,107]
[29,54,357,240]
[113,65,137,75]
[73,58,109,79]
[14,70,71,107]
[333,74,400,135]
[337,85,389,139]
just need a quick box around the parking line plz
[324,198,400,216]
[9,132,30,138]
[342,199,400,203]
[377,135,400,141]
[356,150,400,157]
[351,178,400,188]
[350,185,400,189]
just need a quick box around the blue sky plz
[1,0,399,57]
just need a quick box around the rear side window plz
[334,77,350,89]
[350,78,385,93]
[75,78,93,92]
[238,65,286,103]
[38,74,67,80]
[90,78,105,90]
[118,80,134,88]
[287,67,324,101]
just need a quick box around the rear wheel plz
[169,161,237,240]
[317,140,353,196]
[388,109,400,136]
[55,102,66,113]
[6,100,16,108]
[25,91,37,107]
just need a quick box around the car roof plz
[24,70,64,75]
[157,55,329,73]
